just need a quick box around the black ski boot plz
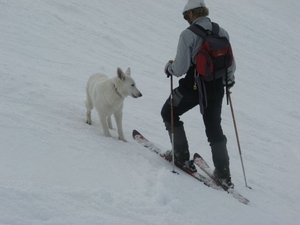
[211,136,234,188]
[214,167,234,188]
[164,150,197,173]
[164,122,197,173]
[182,159,197,173]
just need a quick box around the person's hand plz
[223,77,235,89]
[227,80,235,89]
[164,60,173,77]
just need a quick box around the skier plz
[161,0,236,188]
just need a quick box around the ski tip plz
[193,153,202,159]
[132,130,148,141]
[132,129,139,137]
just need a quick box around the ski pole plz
[227,90,251,189]
[170,75,178,174]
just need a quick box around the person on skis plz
[161,0,236,188]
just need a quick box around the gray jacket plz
[167,17,236,86]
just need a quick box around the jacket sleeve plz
[167,30,194,77]
[225,58,236,86]
[219,27,236,86]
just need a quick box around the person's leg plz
[161,87,198,162]
[202,79,231,181]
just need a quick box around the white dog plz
[85,67,142,141]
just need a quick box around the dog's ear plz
[117,67,126,80]
[125,67,131,76]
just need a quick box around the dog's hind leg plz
[85,93,93,125]
[114,109,127,142]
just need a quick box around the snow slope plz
[1,0,300,224]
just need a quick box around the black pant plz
[161,77,225,144]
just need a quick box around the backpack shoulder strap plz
[211,22,220,35]
[188,22,220,37]
[187,24,208,38]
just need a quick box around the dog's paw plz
[119,137,127,142]
[86,120,92,125]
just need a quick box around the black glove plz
[227,80,235,89]
[164,60,173,77]
[223,76,235,89]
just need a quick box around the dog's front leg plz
[85,99,93,125]
[114,109,127,142]
[98,113,112,138]
[107,116,113,129]
[86,111,92,125]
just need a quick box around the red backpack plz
[188,22,234,82]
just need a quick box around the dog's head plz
[116,67,142,98]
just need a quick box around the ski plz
[132,130,221,190]
[133,129,249,204]
[193,153,249,204]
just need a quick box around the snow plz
[1,0,300,224]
